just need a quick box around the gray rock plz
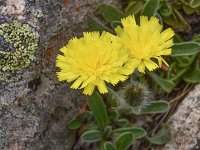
[163,84,200,150]
[0,0,117,149]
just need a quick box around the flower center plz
[89,59,103,73]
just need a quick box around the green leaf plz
[68,118,82,129]
[84,123,99,131]
[183,4,196,15]
[87,17,114,33]
[83,111,93,119]
[159,0,172,16]
[148,72,175,93]
[174,55,196,68]
[147,124,171,145]
[115,119,129,127]
[94,4,125,23]
[140,101,170,114]
[172,1,183,10]
[88,92,109,129]
[109,110,119,121]
[173,34,184,43]
[170,67,189,83]
[113,127,147,139]
[183,61,200,83]
[141,0,160,18]
[68,111,92,130]
[107,87,120,100]
[116,132,135,150]
[180,0,189,6]
[190,0,200,8]
[192,34,200,43]
[104,142,116,150]
[125,1,144,15]
[81,130,103,143]
[162,8,191,32]
[103,125,113,138]
[166,62,176,80]
[171,42,200,56]
[106,92,117,107]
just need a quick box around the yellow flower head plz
[115,15,175,73]
[56,32,132,95]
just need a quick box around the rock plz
[163,84,200,150]
[0,0,117,149]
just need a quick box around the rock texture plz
[0,0,115,149]
[163,84,200,150]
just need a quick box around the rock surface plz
[0,0,115,149]
[163,84,200,150]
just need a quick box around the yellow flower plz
[56,32,132,95]
[115,15,175,73]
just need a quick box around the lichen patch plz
[0,21,39,82]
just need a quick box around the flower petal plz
[138,62,145,73]
[121,15,136,27]
[97,80,108,94]
[83,83,95,95]
[161,28,175,42]
[144,60,159,71]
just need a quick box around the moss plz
[0,21,39,82]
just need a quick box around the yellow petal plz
[97,80,108,94]
[161,28,174,42]
[121,15,136,27]
[80,76,94,88]
[140,16,148,26]
[156,48,172,56]
[83,83,95,95]
[57,72,79,82]
[138,62,145,73]
[70,77,83,89]
[144,60,159,71]
[161,57,169,67]
[154,56,162,67]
